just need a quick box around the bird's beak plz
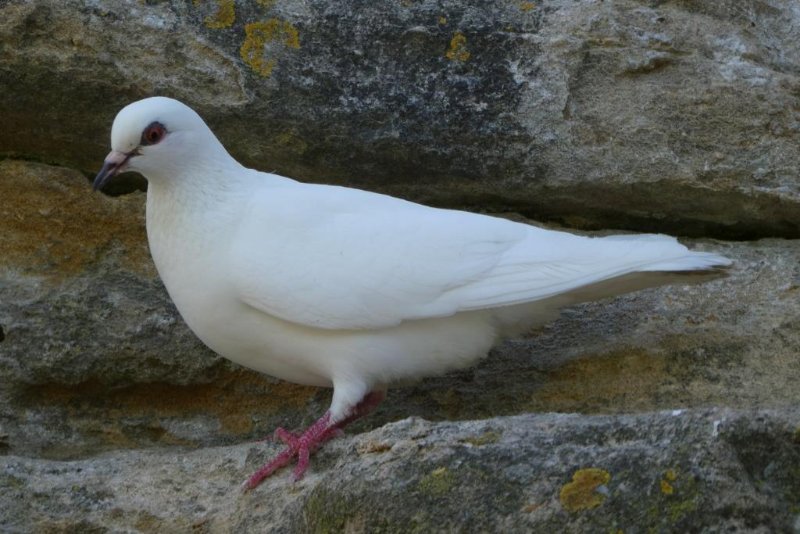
[93,150,133,191]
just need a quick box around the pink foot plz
[243,412,332,490]
[242,390,386,490]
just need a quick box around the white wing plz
[228,178,729,330]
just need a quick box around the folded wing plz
[229,181,730,330]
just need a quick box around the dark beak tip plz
[93,161,119,192]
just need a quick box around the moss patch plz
[418,467,456,497]
[275,130,308,155]
[559,468,611,512]
[303,489,359,534]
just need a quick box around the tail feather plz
[551,235,731,304]
[487,233,731,336]
[639,250,732,272]
[453,229,731,314]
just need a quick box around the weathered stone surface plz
[2,160,799,480]
[1,0,799,238]
[2,1,799,529]
[3,409,800,532]
[0,159,318,460]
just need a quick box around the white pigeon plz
[94,97,731,489]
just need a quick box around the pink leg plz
[243,390,386,490]
[318,390,386,443]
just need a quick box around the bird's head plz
[93,97,224,191]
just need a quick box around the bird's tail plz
[488,233,730,337]
[599,233,731,272]
[561,234,731,303]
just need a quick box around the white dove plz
[94,97,730,489]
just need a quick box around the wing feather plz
[229,179,729,330]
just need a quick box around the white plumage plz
[94,97,731,486]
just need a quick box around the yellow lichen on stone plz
[204,0,235,29]
[438,16,447,25]
[445,31,470,62]
[559,468,611,512]
[256,0,276,6]
[240,18,300,77]
[660,468,678,495]
[520,2,536,11]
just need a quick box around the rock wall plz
[2,0,799,237]
[1,0,799,531]
[5,411,800,532]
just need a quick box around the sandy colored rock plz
[0,160,150,278]
[2,160,798,465]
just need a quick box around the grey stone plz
[2,161,799,533]
[2,409,799,532]
[1,0,799,238]
[1,0,799,529]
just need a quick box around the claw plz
[243,412,332,489]
[242,445,297,491]
[243,390,387,490]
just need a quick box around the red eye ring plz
[141,121,166,146]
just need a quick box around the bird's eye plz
[141,121,167,146]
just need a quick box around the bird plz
[93,97,731,490]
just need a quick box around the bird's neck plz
[144,159,250,281]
